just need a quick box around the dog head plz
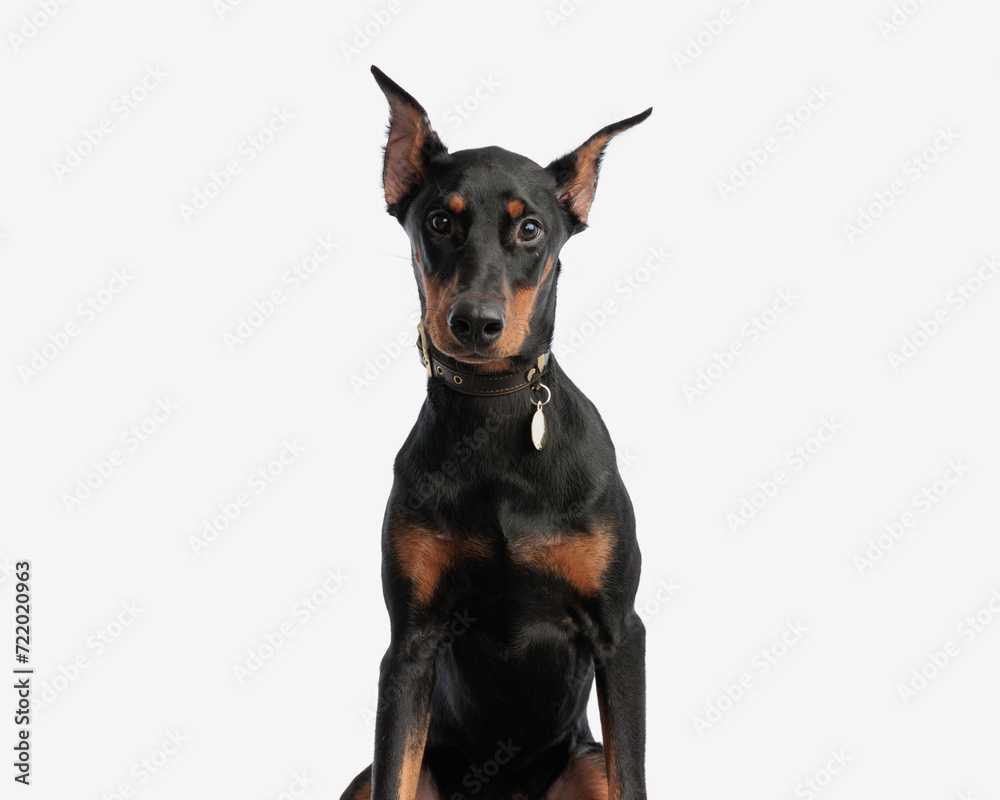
[372,66,650,369]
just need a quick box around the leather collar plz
[417,322,549,397]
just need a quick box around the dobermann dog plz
[341,66,651,800]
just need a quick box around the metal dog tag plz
[529,379,551,451]
[531,402,547,450]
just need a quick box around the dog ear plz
[545,107,652,234]
[371,66,447,215]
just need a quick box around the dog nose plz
[447,298,506,347]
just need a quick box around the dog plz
[340,66,651,800]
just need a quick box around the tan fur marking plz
[392,527,452,605]
[507,198,525,218]
[348,759,438,799]
[539,254,554,285]
[406,108,426,187]
[448,194,466,214]
[392,524,491,605]
[543,749,609,800]
[559,136,610,224]
[384,107,428,206]
[398,711,430,800]
[420,271,512,370]
[422,272,523,372]
[537,536,612,595]
[501,282,534,355]
[421,248,550,368]
[509,526,613,596]
[471,357,516,373]
[420,272,459,359]
[414,768,440,800]
[495,256,553,357]
[596,681,620,800]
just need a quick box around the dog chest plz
[391,524,613,605]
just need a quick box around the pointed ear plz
[371,66,447,215]
[545,107,652,233]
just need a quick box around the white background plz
[3,1,999,798]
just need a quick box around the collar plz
[417,321,549,397]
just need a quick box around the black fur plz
[342,66,651,800]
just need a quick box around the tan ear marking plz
[383,106,429,206]
[372,68,448,208]
[557,136,610,225]
[547,107,651,228]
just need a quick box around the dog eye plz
[428,212,451,234]
[518,219,542,242]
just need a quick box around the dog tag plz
[531,402,547,450]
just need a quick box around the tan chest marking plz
[391,525,491,605]
[393,525,614,602]
[509,527,613,596]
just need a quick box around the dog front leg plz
[596,611,647,800]
[370,635,437,800]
